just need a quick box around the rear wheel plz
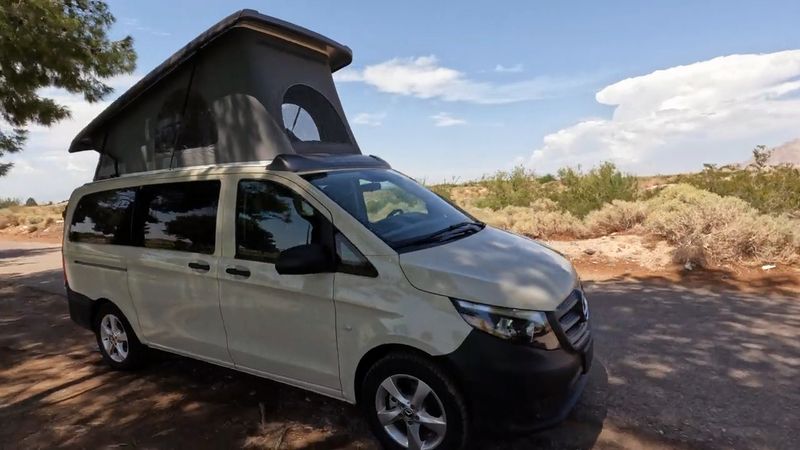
[361,352,468,450]
[94,303,147,370]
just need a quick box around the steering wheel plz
[386,208,404,218]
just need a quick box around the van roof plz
[77,154,392,188]
[69,9,353,154]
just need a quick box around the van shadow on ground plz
[0,267,798,449]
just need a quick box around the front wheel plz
[94,303,147,370]
[361,352,469,450]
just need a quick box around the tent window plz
[155,90,217,154]
[281,85,349,144]
[281,103,319,142]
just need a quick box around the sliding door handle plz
[225,267,251,278]
[188,261,210,271]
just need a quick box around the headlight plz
[452,299,560,350]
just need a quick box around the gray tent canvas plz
[69,10,360,180]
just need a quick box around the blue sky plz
[4,0,800,200]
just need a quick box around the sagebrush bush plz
[584,200,648,236]
[644,184,800,265]
[468,202,585,239]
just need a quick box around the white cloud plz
[529,50,800,173]
[352,112,386,126]
[430,112,466,127]
[336,56,586,104]
[2,74,141,201]
[121,17,171,37]
[495,63,524,73]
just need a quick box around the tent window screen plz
[281,85,349,143]
[155,90,218,154]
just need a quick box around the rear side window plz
[69,188,136,245]
[236,179,327,263]
[139,181,220,254]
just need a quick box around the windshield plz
[303,169,482,251]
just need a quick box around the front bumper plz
[439,329,593,433]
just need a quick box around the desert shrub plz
[552,162,640,218]
[677,147,800,216]
[537,173,557,184]
[474,166,544,210]
[43,217,55,228]
[26,215,44,225]
[644,184,800,265]
[0,197,20,208]
[427,183,454,201]
[584,200,648,236]
[467,201,585,239]
[447,185,485,208]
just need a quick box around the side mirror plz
[275,244,333,275]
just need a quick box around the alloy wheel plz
[99,314,129,363]
[374,374,447,450]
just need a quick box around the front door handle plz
[188,261,210,271]
[225,266,251,278]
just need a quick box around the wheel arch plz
[353,343,465,406]
[90,297,114,327]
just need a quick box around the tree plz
[0,0,136,176]
[24,197,37,206]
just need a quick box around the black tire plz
[361,352,469,450]
[94,302,147,370]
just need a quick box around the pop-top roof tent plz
[70,9,365,180]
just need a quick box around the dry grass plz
[584,200,648,236]
[0,203,65,233]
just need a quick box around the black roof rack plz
[267,154,390,172]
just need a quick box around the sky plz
[3,0,800,201]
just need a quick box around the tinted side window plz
[236,180,327,264]
[69,188,136,245]
[140,181,220,254]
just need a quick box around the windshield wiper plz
[395,221,485,250]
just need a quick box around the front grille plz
[553,289,591,351]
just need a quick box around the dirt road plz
[1,240,798,449]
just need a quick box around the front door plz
[219,177,339,390]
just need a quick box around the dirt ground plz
[1,238,799,449]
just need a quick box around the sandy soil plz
[0,223,63,244]
[546,234,674,271]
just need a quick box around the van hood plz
[399,226,577,311]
